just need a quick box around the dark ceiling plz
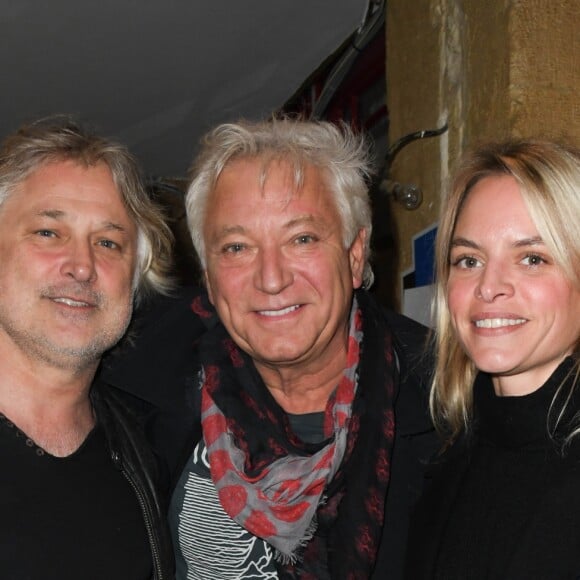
[0,1,369,178]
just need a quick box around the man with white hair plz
[106,117,436,579]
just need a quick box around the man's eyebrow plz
[215,215,325,232]
[102,222,128,234]
[38,209,65,220]
[284,214,328,229]
[213,225,246,239]
[37,209,128,234]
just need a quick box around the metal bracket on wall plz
[379,122,449,210]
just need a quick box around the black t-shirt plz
[287,411,326,444]
[0,413,152,580]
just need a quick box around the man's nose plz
[60,240,97,283]
[254,246,293,294]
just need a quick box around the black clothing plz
[406,357,580,580]
[91,382,175,580]
[102,287,437,579]
[0,418,151,580]
[287,411,325,444]
[170,438,280,579]
[101,287,208,483]
[0,382,174,580]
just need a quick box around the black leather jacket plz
[91,381,175,580]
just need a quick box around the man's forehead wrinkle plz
[287,214,337,239]
[214,224,246,240]
[217,155,333,215]
[39,208,65,219]
[214,214,324,236]
[104,221,129,233]
[35,208,129,234]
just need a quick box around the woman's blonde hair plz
[430,139,580,444]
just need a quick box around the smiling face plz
[0,160,138,372]
[203,157,365,376]
[447,174,580,395]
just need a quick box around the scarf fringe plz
[274,513,320,565]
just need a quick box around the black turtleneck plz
[408,357,580,580]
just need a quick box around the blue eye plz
[295,234,316,245]
[98,239,119,250]
[36,229,56,237]
[521,253,546,266]
[224,243,245,254]
[452,255,482,268]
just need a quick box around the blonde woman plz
[406,139,580,579]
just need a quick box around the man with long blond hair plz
[0,118,175,579]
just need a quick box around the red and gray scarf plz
[197,290,397,579]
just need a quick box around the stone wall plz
[384,0,578,309]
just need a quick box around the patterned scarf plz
[197,290,397,578]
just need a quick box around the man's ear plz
[349,228,366,289]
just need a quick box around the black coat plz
[91,382,175,580]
